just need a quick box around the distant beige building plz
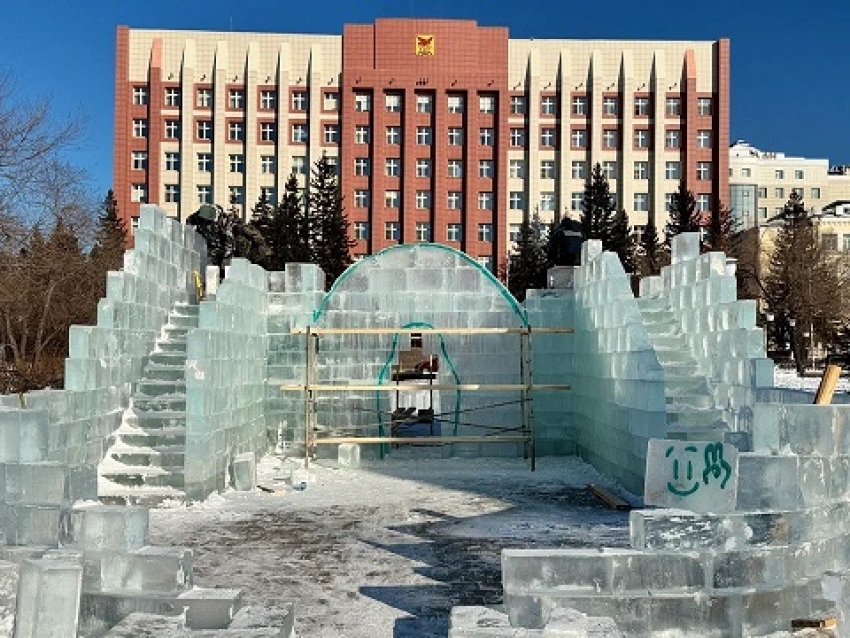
[729,141,850,230]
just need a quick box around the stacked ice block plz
[184,259,269,501]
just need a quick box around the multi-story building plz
[115,19,730,271]
[729,141,850,230]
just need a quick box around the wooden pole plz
[814,364,842,405]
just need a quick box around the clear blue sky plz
[2,0,848,197]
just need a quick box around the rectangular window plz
[448,127,464,145]
[165,120,180,139]
[261,187,277,205]
[416,190,432,210]
[775,169,785,180]
[197,89,212,108]
[164,184,179,203]
[447,192,463,209]
[477,256,494,273]
[355,125,370,144]
[665,97,681,116]
[665,129,680,149]
[354,157,370,176]
[571,129,587,148]
[354,221,370,240]
[603,96,619,116]
[354,93,371,112]
[229,90,244,109]
[480,128,495,146]
[133,86,148,105]
[478,223,493,242]
[665,194,675,212]
[509,159,525,179]
[795,169,805,179]
[385,190,400,208]
[229,154,245,173]
[229,186,244,206]
[416,94,433,113]
[697,97,712,116]
[197,153,212,172]
[324,124,340,144]
[634,129,649,148]
[697,161,711,180]
[197,185,212,205]
[844,235,850,252]
[602,161,617,180]
[291,156,307,175]
[572,96,587,116]
[415,222,431,242]
[478,192,494,210]
[385,158,401,177]
[196,120,212,140]
[634,97,650,116]
[697,130,712,148]
[164,88,181,107]
[665,161,680,180]
[634,161,649,180]
[260,90,276,109]
[324,92,339,111]
[539,192,556,211]
[758,187,768,198]
[823,233,838,252]
[289,123,305,143]
[634,193,649,212]
[385,222,400,241]
[479,160,494,178]
[812,187,821,199]
[416,159,431,178]
[510,128,525,147]
[164,152,179,171]
[354,190,369,208]
[603,129,618,149]
[131,151,148,170]
[447,159,463,178]
[447,95,464,114]
[509,192,525,210]
[479,94,496,114]
[541,160,556,180]
[509,223,522,243]
[386,126,401,145]
[131,184,147,203]
[541,96,557,115]
[510,95,526,114]
[133,119,147,138]
[261,156,276,174]
[571,192,583,211]
[742,167,752,177]
[571,161,586,180]
[792,187,803,197]
[696,194,711,212]
[775,187,784,198]
[291,91,308,111]
[758,207,767,219]
[541,127,556,147]
[416,126,432,145]
[447,223,463,242]
[385,93,402,112]
[229,121,245,141]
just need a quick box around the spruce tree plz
[705,203,736,252]
[665,180,700,246]
[309,155,353,287]
[90,190,128,299]
[249,192,276,269]
[507,208,549,302]
[639,216,664,277]
[279,173,313,265]
[581,163,616,246]
[609,209,635,273]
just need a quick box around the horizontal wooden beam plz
[289,327,574,335]
[281,383,571,392]
[312,435,530,445]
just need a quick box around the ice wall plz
[304,244,530,459]
[184,259,269,500]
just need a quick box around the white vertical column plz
[556,48,572,225]
[179,40,197,221]
[651,50,668,226]
[620,50,634,219]
[212,40,229,212]
[276,43,293,195]
[589,50,603,173]
[526,48,540,224]
[245,41,260,211]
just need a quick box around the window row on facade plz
[733,167,811,181]
[353,221,496,243]
[132,86,338,112]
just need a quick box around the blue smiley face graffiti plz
[665,444,700,496]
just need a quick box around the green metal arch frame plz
[311,243,529,326]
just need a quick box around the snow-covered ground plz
[774,367,850,393]
[149,454,632,637]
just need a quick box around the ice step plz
[125,411,187,430]
[99,464,185,489]
[110,446,186,469]
[142,364,186,382]
[167,314,199,329]
[133,394,187,412]
[97,485,187,507]
[117,427,186,449]
[665,393,715,409]
[147,351,188,367]
[155,339,187,354]
[136,380,186,396]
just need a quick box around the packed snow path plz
[148,455,631,637]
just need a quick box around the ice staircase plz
[99,301,199,505]
[637,296,728,441]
